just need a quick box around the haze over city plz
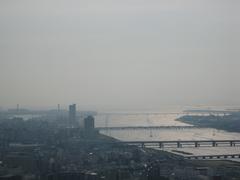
[1,1,240,180]
[0,0,240,111]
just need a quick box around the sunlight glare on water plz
[96,113,240,141]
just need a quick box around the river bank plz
[177,113,240,133]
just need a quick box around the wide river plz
[95,113,240,141]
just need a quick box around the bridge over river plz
[119,140,240,148]
[97,125,201,131]
[120,140,240,160]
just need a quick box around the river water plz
[96,113,240,159]
[95,113,240,141]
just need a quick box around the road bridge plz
[185,154,240,160]
[119,140,240,148]
[69,139,240,148]
[97,126,202,131]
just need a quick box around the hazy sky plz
[0,0,239,111]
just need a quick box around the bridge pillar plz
[230,141,233,147]
[141,143,145,148]
[195,142,199,147]
[212,141,216,147]
[177,142,181,148]
[159,142,163,148]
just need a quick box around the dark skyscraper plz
[84,115,94,130]
[69,104,76,126]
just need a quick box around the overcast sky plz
[0,0,239,111]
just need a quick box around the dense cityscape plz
[0,105,240,180]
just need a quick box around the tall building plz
[69,104,76,126]
[84,115,95,130]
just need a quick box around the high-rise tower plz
[69,104,76,126]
